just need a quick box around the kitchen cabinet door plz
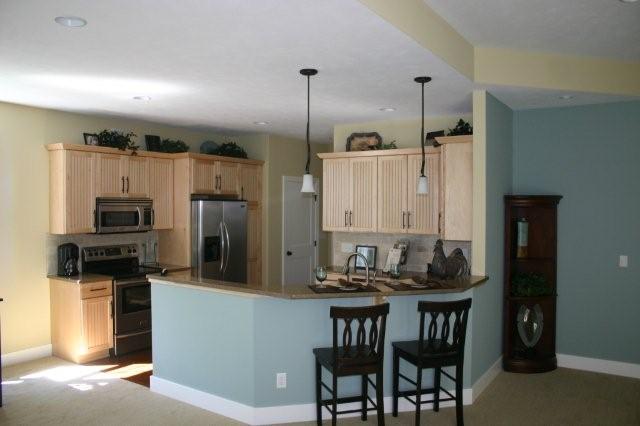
[60,150,96,234]
[239,163,261,204]
[440,141,472,241]
[377,155,407,233]
[322,158,350,231]
[218,161,239,196]
[125,156,150,198]
[349,157,377,232]
[96,153,125,197]
[407,153,440,235]
[149,158,173,229]
[191,159,217,194]
[247,205,262,285]
[81,295,113,354]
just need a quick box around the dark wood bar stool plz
[392,298,472,426]
[313,303,390,426]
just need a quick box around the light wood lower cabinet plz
[50,279,113,363]
[247,205,262,285]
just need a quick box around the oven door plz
[114,279,151,335]
[96,202,143,233]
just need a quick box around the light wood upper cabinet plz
[95,153,123,197]
[49,150,96,234]
[322,158,350,231]
[407,153,440,235]
[96,154,149,198]
[440,140,472,241]
[191,159,217,193]
[149,158,174,229]
[218,161,239,196]
[349,157,377,232]
[377,155,407,233]
[239,164,261,204]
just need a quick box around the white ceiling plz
[425,0,640,61]
[0,0,474,142]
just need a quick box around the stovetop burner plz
[82,244,160,280]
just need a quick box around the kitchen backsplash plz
[46,231,159,274]
[331,232,471,273]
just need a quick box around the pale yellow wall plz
[264,134,330,286]
[0,101,264,355]
[333,114,472,152]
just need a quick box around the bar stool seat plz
[392,340,458,362]
[314,303,390,426]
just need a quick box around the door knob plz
[286,251,292,256]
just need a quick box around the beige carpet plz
[1,356,638,425]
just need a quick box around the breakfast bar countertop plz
[148,269,488,299]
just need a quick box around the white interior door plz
[282,176,318,286]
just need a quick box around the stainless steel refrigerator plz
[191,195,247,283]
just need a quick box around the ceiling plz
[0,0,474,142]
[425,0,640,61]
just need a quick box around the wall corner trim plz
[557,354,640,379]
[471,356,502,402]
[1,344,53,367]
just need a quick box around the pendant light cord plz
[420,80,425,177]
[305,74,311,174]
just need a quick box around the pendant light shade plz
[300,68,318,193]
[415,76,431,195]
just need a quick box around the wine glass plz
[315,266,327,288]
[389,263,401,280]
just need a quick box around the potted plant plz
[97,130,138,153]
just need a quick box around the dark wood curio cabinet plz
[503,195,562,373]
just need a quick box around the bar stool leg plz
[392,350,399,417]
[376,369,385,426]
[315,360,322,426]
[361,374,368,421]
[332,373,338,426]
[433,366,441,412]
[455,363,464,426]
[415,365,422,426]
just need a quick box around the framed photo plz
[426,130,444,147]
[83,133,99,146]
[355,245,377,270]
[346,132,382,151]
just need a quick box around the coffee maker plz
[57,243,79,277]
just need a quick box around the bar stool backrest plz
[417,298,472,359]
[330,303,390,370]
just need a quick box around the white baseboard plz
[471,356,502,401]
[1,344,52,367]
[557,354,640,379]
[151,375,472,425]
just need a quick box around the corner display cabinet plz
[503,195,562,373]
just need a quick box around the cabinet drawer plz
[81,281,112,299]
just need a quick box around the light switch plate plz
[341,243,354,253]
[619,255,628,268]
[276,373,287,389]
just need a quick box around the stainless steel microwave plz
[95,198,153,234]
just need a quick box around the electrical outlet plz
[619,255,628,268]
[276,373,287,389]
[341,243,354,253]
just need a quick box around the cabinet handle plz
[241,186,244,200]
[402,211,405,229]
[407,212,411,229]
[93,209,96,229]
[90,287,107,292]
[438,213,442,235]
[151,209,155,226]
[121,176,125,193]
[110,300,114,319]
[349,211,353,226]
[126,176,130,193]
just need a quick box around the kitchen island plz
[149,271,488,425]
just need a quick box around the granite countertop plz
[148,269,489,300]
[47,263,190,284]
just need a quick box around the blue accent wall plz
[471,93,513,382]
[513,101,640,364]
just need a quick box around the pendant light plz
[415,76,432,195]
[300,68,318,193]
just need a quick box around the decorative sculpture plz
[430,239,470,279]
[430,239,447,278]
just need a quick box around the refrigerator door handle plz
[219,221,225,273]
[223,221,231,274]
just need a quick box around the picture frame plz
[355,245,377,270]
[83,133,99,146]
[426,130,444,147]
[346,132,382,151]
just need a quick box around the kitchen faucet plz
[342,252,371,287]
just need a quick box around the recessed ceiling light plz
[379,107,396,112]
[559,95,574,100]
[133,96,151,101]
[253,121,269,125]
[54,16,87,28]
